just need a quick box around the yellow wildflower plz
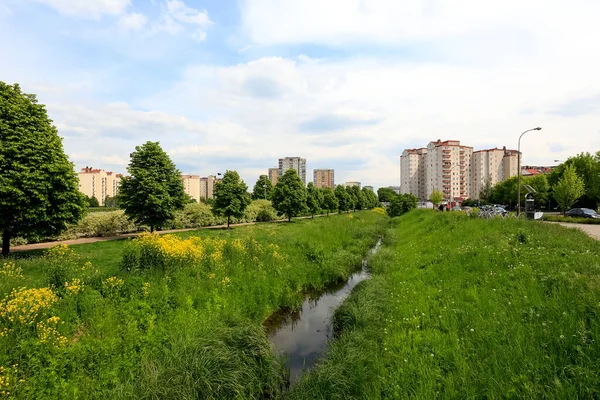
[37,317,68,347]
[0,287,58,326]
[0,262,23,279]
[64,278,84,296]
[208,273,216,279]
[220,277,231,286]
[103,276,124,289]
[142,282,151,297]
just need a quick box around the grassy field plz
[290,209,600,399]
[0,212,387,399]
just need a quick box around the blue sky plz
[1,0,599,189]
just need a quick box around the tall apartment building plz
[344,181,361,189]
[279,157,307,185]
[200,175,218,199]
[181,175,201,202]
[78,167,122,206]
[313,169,335,188]
[400,140,519,202]
[268,168,279,186]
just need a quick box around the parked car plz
[452,206,462,211]
[565,208,600,219]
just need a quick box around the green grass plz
[289,209,600,399]
[0,212,387,399]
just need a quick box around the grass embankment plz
[0,212,387,399]
[290,209,600,399]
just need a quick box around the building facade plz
[313,169,335,188]
[200,175,218,199]
[344,181,361,189]
[268,168,279,186]
[78,167,122,206]
[279,157,307,185]
[181,175,201,203]
[400,140,520,202]
[363,186,374,191]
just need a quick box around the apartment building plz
[200,175,218,199]
[181,175,201,202]
[344,181,361,189]
[388,186,402,194]
[363,186,374,191]
[268,168,279,186]
[400,140,519,202]
[313,169,335,188]
[279,157,307,185]
[78,167,122,206]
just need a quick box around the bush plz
[74,210,138,237]
[244,200,278,223]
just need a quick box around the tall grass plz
[0,212,386,399]
[289,209,600,399]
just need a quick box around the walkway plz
[549,222,600,241]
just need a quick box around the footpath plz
[548,222,600,241]
[10,215,328,253]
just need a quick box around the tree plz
[86,195,100,208]
[347,185,365,211]
[362,187,379,209]
[549,152,600,210]
[334,185,351,213]
[213,170,251,228]
[377,187,397,203]
[321,187,338,216]
[104,195,119,208]
[271,169,307,222]
[429,190,444,209]
[553,165,585,215]
[387,194,418,217]
[306,182,323,218]
[479,175,493,201]
[251,175,273,200]
[118,141,185,232]
[0,82,85,256]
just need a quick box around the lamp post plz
[263,174,267,199]
[517,127,542,216]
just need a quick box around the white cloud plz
[118,12,147,30]
[153,0,211,41]
[29,0,130,19]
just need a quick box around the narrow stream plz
[263,239,382,384]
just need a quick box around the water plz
[264,239,382,384]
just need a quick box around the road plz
[549,222,600,241]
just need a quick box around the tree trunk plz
[311,213,314,219]
[2,230,11,257]
[327,211,329,216]
[288,215,291,222]
[227,215,230,229]
[150,225,154,233]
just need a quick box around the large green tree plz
[553,165,585,214]
[0,82,85,256]
[321,187,339,216]
[251,175,273,200]
[306,182,323,218]
[361,187,379,209]
[377,187,397,203]
[549,152,600,210]
[213,170,251,228]
[387,193,418,217]
[347,185,365,211]
[118,141,185,232]
[86,195,100,208]
[271,169,307,222]
[334,185,351,213]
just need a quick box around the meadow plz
[0,211,387,399]
[289,209,600,399]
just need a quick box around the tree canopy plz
[388,194,418,217]
[334,185,351,213]
[86,195,100,208]
[377,187,397,203]
[306,182,323,218]
[251,175,273,200]
[553,164,585,214]
[321,187,339,216]
[271,169,307,222]
[118,141,185,232]
[429,190,444,208]
[213,170,251,228]
[347,185,364,211]
[361,188,379,209]
[549,152,600,210]
[0,82,85,256]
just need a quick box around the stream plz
[263,238,382,384]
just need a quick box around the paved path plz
[10,214,329,253]
[548,222,600,241]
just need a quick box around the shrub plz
[245,200,278,223]
[74,211,138,237]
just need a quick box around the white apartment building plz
[181,175,201,203]
[78,167,122,206]
[200,175,218,199]
[400,140,520,202]
[278,157,307,185]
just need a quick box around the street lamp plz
[263,174,268,199]
[517,127,542,216]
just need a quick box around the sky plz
[1,0,599,190]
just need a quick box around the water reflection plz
[265,239,381,384]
